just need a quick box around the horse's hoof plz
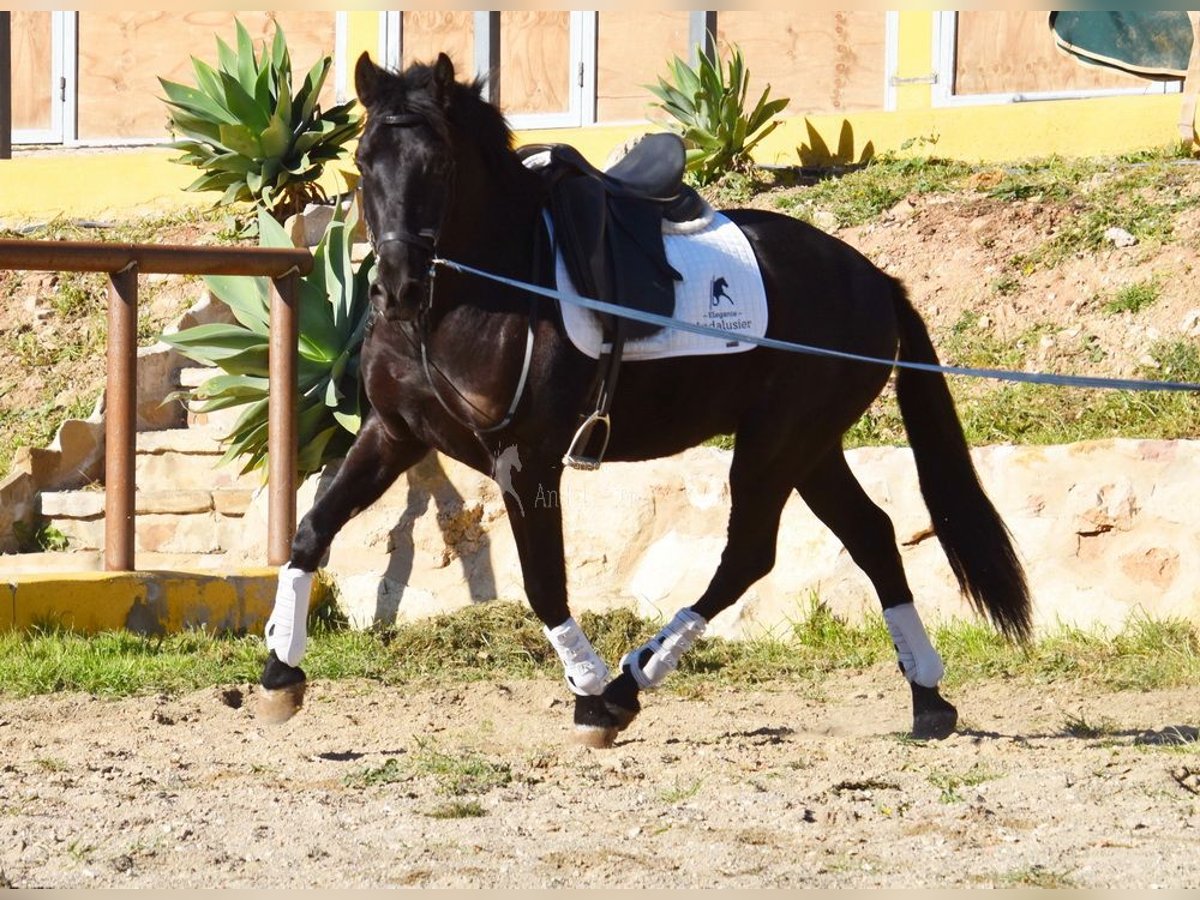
[257,650,307,725]
[257,681,307,724]
[573,694,619,748]
[602,671,641,733]
[910,682,958,740]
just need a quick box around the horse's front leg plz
[258,414,429,723]
[502,458,619,747]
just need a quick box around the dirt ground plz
[0,668,1196,889]
[3,164,1200,890]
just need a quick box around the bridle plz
[365,110,537,437]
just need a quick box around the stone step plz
[133,427,262,491]
[39,488,255,519]
[136,426,226,455]
[179,367,252,431]
[0,550,270,575]
[37,488,258,555]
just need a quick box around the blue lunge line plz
[433,257,1200,394]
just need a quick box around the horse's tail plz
[891,279,1032,642]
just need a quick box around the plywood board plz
[718,12,888,116]
[596,12,691,124]
[499,11,570,117]
[77,12,338,142]
[12,11,52,132]
[955,11,1153,95]
[400,12,473,76]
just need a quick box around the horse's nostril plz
[398,277,424,303]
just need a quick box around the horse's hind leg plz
[795,447,957,739]
[258,414,429,723]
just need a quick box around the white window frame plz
[504,11,595,130]
[931,11,1181,108]
[12,10,71,145]
[883,11,900,112]
[50,12,349,147]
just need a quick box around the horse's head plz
[354,52,461,322]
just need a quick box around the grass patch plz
[844,337,1200,449]
[994,865,1076,889]
[1103,278,1161,316]
[774,155,974,229]
[409,738,512,796]
[1,602,1199,699]
[659,777,704,804]
[934,614,1200,691]
[424,800,487,819]
[1061,712,1120,740]
[1006,157,1200,271]
[927,763,1001,803]
[343,756,407,789]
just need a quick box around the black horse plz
[258,52,1030,744]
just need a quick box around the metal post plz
[689,11,718,66]
[474,11,501,106]
[0,12,12,160]
[105,266,138,571]
[267,272,299,567]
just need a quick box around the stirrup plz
[563,411,610,471]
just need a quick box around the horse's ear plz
[355,51,382,107]
[433,52,456,105]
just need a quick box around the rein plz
[416,264,537,436]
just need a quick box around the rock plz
[812,210,839,233]
[1104,227,1137,248]
[1181,309,1200,337]
[216,440,1200,638]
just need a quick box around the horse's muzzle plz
[369,279,421,322]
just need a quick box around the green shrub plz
[647,41,788,185]
[162,207,373,479]
[159,18,361,222]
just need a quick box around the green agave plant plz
[647,42,789,186]
[163,207,373,480]
[159,18,362,222]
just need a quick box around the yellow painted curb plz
[3,568,278,636]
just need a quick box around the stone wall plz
[227,439,1200,640]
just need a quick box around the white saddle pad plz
[554,211,768,361]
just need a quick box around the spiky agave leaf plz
[161,207,374,480]
[645,38,789,185]
[160,16,361,222]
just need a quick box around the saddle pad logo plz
[710,276,734,308]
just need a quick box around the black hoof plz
[601,671,641,732]
[261,649,306,690]
[910,682,958,740]
[257,651,307,725]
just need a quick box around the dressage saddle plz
[519,132,706,339]
[518,133,706,470]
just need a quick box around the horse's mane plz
[382,61,520,178]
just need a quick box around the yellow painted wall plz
[0,9,1191,224]
[2,569,278,634]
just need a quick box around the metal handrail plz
[0,238,314,570]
